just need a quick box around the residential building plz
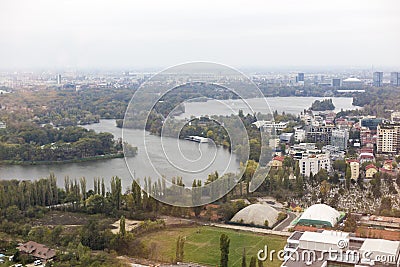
[391,72,400,86]
[17,241,56,261]
[299,154,331,177]
[383,160,394,171]
[280,132,294,144]
[306,124,335,145]
[252,121,288,132]
[365,164,378,178]
[391,111,400,123]
[271,156,285,168]
[348,160,360,180]
[360,127,376,147]
[295,129,306,142]
[373,71,383,87]
[331,129,349,151]
[377,123,400,154]
[359,152,375,164]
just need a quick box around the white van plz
[34,260,42,266]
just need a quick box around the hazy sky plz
[0,0,399,70]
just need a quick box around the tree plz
[119,215,126,237]
[319,180,331,202]
[345,164,351,190]
[343,213,357,232]
[101,178,105,197]
[249,256,256,267]
[110,176,122,210]
[175,236,185,263]
[242,248,247,267]
[379,197,392,214]
[333,160,347,172]
[220,234,230,267]
[192,179,202,217]
[258,259,264,267]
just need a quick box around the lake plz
[0,97,357,189]
[176,97,358,119]
[0,120,239,189]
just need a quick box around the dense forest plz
[0,87,135,127]
[352,87,400,118]
[0,122,129,163]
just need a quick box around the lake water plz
[0,120,239,189]
[177,97,358,119]
[0,97,357,189]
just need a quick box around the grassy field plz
[141,226,287,267]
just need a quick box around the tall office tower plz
[373,72,383,87]
[57,74,62,85]
[332,78,341,87]
[391,72,400,86]
[297,73,304,82]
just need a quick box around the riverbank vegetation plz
[0,122,131,163]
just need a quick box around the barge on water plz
[184,136,209,143]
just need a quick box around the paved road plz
[273,211,297,231]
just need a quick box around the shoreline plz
[0,153,125,166]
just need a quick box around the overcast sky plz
[0,0,399,70]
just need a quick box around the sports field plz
[141,226,287,267]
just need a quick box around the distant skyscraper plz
[332,78,341,87]
[373,72,383,87]
[57,74,62,85]
[297,73,305,82]
[390,72,400,86]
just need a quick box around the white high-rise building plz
[294,129,306,142]
[299,154,331,177]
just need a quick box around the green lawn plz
[141,226,287,267]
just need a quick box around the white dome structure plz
[297,204,341,227]
[231,204,279,227]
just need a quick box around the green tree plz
[242,248,247,267]
[175,236,185,263]
[119,215,126,237]
[220,234,230,267]
[249,256,256,267]
[343,213,357,232]
[345,164,351,190]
